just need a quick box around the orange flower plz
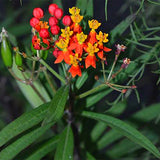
[85,43,99,68]
[97,44,112,59]
[68,32,87,56]
[87,20,101,44]
[54,38,72,64]
[68,53,82,77]
[96,31,111,59]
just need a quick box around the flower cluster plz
[30,4,72,50]
[53,7,112,77]
[30,5,111,78]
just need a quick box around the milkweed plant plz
[0,0,160,160]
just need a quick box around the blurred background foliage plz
[0,0,160,159]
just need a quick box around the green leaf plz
[91,122,107,142]
[105,0,108,21]
[76,0,93,17]
[0,103,49,147]
[54,125,74,160]
[76,71,88,90]
[0,123,53,160]
[76,0,87,15]
[97,103,160,149]
[42,85,69,125]
[91,101,126,142]
[107,128,159,159]
[82,111,160,159]
[53,0,63,9]
[86,0,93,17]
[26,136,59,160]
[110,14,136,43]
[86,152,96,160]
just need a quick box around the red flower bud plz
[54,8,63,19]
[30,17,40,28]
[122,89,127,93]
[33,8,44,19]
[48,4,58,16]
[53,48,61,58]
[51,25,60,35]
[49,17,58,26]
[42,38,50,50]
[39,28,50,38]
[62,15,72,26]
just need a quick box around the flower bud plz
[33,8,44,19]
[62,15,72,26]
[48,4,58,16]
[39,28,50,38]
[121,58,130,69]
[94,75,99,80]
[15,52,23,67]
[30,17,40,28]
[122,89,127,93]
[49,17,58,26]
[54,8,63,19]
[53,47,61,58]
[51,25,60,35]
[0,28,13,68]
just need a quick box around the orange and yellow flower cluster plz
[30,5,112,78]
[53,7,111,77]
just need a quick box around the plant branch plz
[39,59,66,84]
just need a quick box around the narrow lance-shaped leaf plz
[26,136,59,160]
[110,14,136,43]
[76,0,88,15]
[97,103,160,149]
[82,111,160,159]
[42,85,69,125]
[54,125,74,160]
[0,103,49,147]
[0,123,53,160]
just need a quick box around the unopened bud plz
[122,89,127,93]
[33,8,44,19]
[131,85,137,89]
[94,75,99,80]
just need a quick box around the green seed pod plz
[0,28,13,68]
[15,52,23,67]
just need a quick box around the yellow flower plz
[39,21,49,29]
[88,19,101,30]
[96,31,109,44]
[56,38,69,51]
[86,43,99,56]
[76,32,87,44]
[61,27,73,38]
[70,53,82,66]
[69,7,80,15]
[71,14,83,24]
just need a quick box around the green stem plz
[107,55,119,81]
[8,68,26,84]
[101,61,107,82]
[30,83,46,103]
[76,84,107,99]
[43,69,56,94]
[39,59,66,84]
[31,60,36,80]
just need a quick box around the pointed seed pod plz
[0,28,13,68]
[15,52,23,67]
